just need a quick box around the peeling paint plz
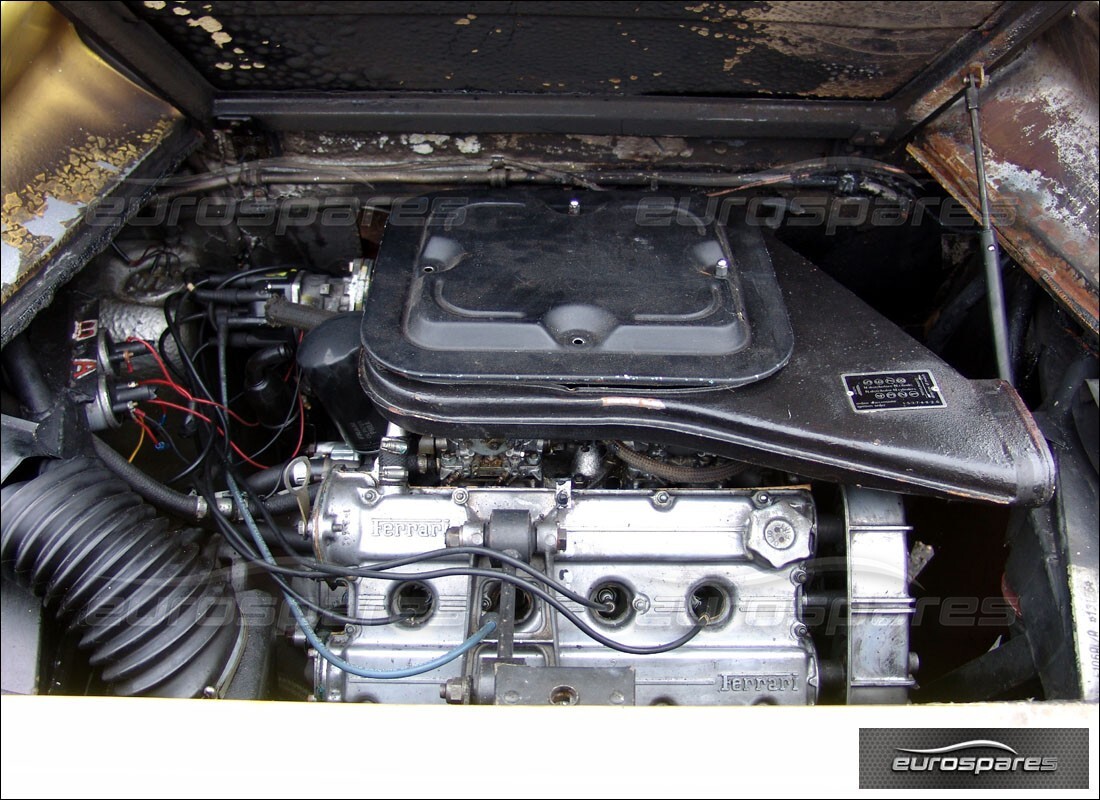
[130,2,1008,100]
[186,14,232,48]
[279,132,794,173]
[2,117,177,301]
[20,196,82,241]
[454,136,482,155]
[673,0,1003,97]
[909,7,1100,333]
[1,3,181,308]
[400,133,455,156]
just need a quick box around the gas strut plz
[965,64,1014,385]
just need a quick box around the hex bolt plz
[632,594,652,614]
[793,622,809,639]
[452,488,469,505]
[440,677,470,705]
[568,199,581,215]
[502,690,521,705]
[754,491,771,507]
[361,489,379,505]
[715,258,729,278]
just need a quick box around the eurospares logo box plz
[859,728,1089,789]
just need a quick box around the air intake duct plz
[0,459,243,697]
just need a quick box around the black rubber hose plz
[1,335,54,419]
[244,460,323,494]
[264,296,338,331]
[92,436,314,520]
[244,344,292,387]
[608,441,746,484]
[244,464,286,494]
[244,344,292,426]
[0,458,242,697]
[92,435,206,520]
[263,484,319,515]
[193,288,271,304]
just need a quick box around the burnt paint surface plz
[909,2,1099,334]
[129,0,1004,99]
[1,4,181,306]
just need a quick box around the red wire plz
[129,338,258,428]
[126,337,174,385]
[130,410,160,445]
[291,393,306,458]
[144,399,270,470]
[127,335,259,428]
[282,332,303,382]
[146,398,213,422]
[128,244,156,268]
[140,378,259,427]
[130,338,303,472]
[228,443,271,471]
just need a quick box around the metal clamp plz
[283,455,314,526]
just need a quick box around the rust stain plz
[909,136,1098,334]
[904,2,1071,126]
[908,5,1099,334]
[679,1,1002,98]
[1,3,181,305]
[2,119,176,298]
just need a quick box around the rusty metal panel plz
[127,0,1005,100]
[909,3,1099,334]
[894,0,1074,137]
[1,2,186,341]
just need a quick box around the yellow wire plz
[127,426,145,463]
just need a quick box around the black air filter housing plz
[361,191,792,388]
[358,192,1055,506]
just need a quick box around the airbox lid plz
[361,191,792,387]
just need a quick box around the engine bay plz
[4,156,1094,709]
[3,0,1099,711]
[1,7,1098,799]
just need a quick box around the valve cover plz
[361,191,794,388]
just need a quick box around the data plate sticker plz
[843,371,945,412]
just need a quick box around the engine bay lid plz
[362,191,793,387]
